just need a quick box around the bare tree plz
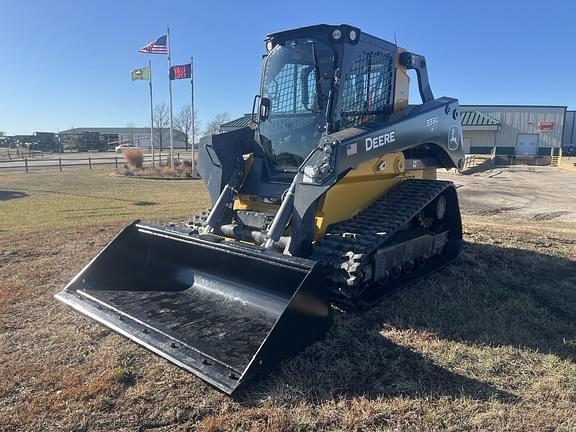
[153,103,169,151]
[203,112,231,136]
[173,104,200,151]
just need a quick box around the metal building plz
[59,127,188,150]
[461,105,566,164]
[562,111,576,156]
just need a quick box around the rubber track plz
[310,179,453,290]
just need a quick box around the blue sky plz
[1,0,575,135]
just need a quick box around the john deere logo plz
[448,125,460,151]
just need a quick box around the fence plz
[0,148,45,161]
[0,152,192,173]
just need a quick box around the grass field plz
[0,169,209,232]
[1,169,575,431]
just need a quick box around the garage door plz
[516,133,538,157]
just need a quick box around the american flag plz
[346,142,358,156]
[139,35,167,54]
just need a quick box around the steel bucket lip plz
[55,288,244,394]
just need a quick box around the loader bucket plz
[56,222,331,394]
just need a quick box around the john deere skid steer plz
[56,24,464,394]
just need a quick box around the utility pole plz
[149,60,155,165]
[190,56,196,176]
[167,25,174,168]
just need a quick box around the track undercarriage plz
[313,179,462,308]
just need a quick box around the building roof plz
[460,104,567,110]
[460,111,500,127]
[220,114,254,129]
[59,127,185,137]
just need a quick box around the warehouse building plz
[460,105,566,164]
[562,111,576,156]
[59,127,188,151]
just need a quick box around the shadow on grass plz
[377,241,576,361]
[238,320,516,403]
[8,187,157,206]
[0,190,28,201]
[236,241,575,403]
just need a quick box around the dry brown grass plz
[1,217,575,431]
[1,165,576,431]
[123,148,144,168]
[118,160,195,178]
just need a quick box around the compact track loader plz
[56,24,464,394]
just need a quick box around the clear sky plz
[1,0,574,135]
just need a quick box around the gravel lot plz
[440,166,576,223]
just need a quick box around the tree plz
[153,103,169,151]
[203,112,231,136]
[173,104,200,151]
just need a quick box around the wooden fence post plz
[24,158,28,173]
[115,156,118,168]
[59,158,62,171]
[88,156,92,170]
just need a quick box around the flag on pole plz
[131,66,150,81]
[169,63,192,80]
[139,35,167,54]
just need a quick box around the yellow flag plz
[131,67,150,81]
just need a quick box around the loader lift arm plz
[288,96,464,256]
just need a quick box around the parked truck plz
[61,131,105,152]
[33,132,62,152]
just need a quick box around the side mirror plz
[251,94,260,123]
[259,97,271,122]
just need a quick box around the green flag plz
[131,67,150,81]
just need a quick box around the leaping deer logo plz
[448,126,460,151]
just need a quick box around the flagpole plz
[149,60,155,166]
[190,56,196,176]
[167,25,174,169]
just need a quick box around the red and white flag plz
[139,35,167,54]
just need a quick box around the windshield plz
[258,38,335,172]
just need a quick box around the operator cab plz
[257,37,335,172]
[255,24,400,174]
